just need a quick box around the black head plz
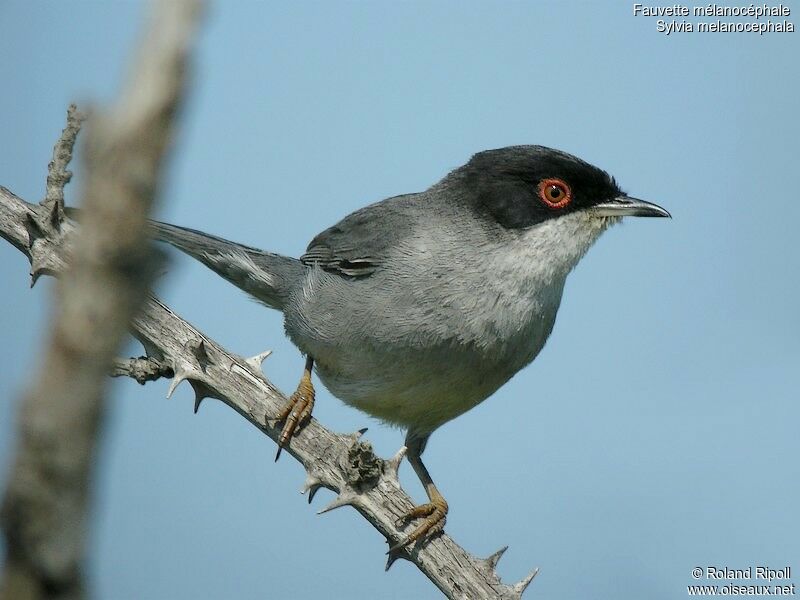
[452,145,668,229]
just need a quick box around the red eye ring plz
[537,178,572,209]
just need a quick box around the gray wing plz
[301,194,418,278]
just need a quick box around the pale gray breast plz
[282,214,572,431]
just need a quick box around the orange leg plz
[390,432,449,551]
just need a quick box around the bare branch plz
[0,2,203,599]
[42,104,86,224]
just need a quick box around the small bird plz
[152,145,669,550]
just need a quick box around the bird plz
[150,145,670,550]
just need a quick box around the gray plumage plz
[150,221,303,311]
[151,145,668,442]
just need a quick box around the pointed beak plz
[590,195,671,218]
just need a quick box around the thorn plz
[245,349,272,371]
[300,473,323,504]
[46,199,63,230]
[385,548,403,571]
[513,568,540,596]
[384,445,407,480]
[190,339,212,371]
[29,264,56,287]
[317,492,355,515]
[345,427,369,445]
[24,213,45,249]
[307,485,322,504]
[167,370,213,410]
[188,379,215,414]
[486,545,509,571]
[166,369,190,399]
[301,473,322,492]
[386,538,409,555]
[29,251,55,288]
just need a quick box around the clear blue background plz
[1,2,797,599]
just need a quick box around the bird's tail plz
[150,220,303,311]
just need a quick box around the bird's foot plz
[273,367,315,461]
[390,492,448,552]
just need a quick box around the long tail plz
[150,221,304,311]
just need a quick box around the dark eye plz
[537,178,572,209]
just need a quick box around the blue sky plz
[1,2,797,599]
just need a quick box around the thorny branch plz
[0,15,538,600]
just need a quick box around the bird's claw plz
[274,373,314,461]
[389,497,448,552]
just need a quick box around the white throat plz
[504,211,619,287]
[475,211,619,354]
